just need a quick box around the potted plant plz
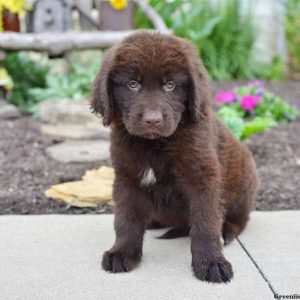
[0,0,31,32]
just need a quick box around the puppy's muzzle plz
[142,110,163,127]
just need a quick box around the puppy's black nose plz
[142,111,163,126]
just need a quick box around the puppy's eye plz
[163,81,176,92]
[128,80,140,91]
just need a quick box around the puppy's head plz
[91,31,210,139]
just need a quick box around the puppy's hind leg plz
[223,164,258,245]
[222,190,256,245]
[222,218,246,245]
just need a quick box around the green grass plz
[136,0,285,80]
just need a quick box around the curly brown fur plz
[91,31,258,283]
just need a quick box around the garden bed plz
[0,80,299,214]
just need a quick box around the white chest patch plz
[140,168,156,187]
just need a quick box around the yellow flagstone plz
[45,166,115,208]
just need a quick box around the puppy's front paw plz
[102,250,141,273]
[192,255,233,283]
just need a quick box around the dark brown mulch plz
[0,117,111,215]
[0,80,299,214]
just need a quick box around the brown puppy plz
[91,31,258,283]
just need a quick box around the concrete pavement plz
[0,212,299,300]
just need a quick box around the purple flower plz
[215,91,237,105]
[256,89,264,96]
[241,95,262,111]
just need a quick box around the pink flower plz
[240,95,262,110]
[215,91,237,105]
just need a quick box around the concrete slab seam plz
[237,237,277,297]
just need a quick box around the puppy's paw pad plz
[193,258,233,283]
[102,251,139,273]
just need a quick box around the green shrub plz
[136,0,284,80]
[215,81,298,140]
[29,60,99,100]
[28,56,101,113]
[285,0,300,77]
[2,52,49,112]
[2,51,101,114]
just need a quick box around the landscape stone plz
[45,166,114,207]
[38,99,100,124]
[0,100,21,119]
[40,123,110,140]
[46,140,110,163]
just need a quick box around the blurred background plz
[0,0,299,215]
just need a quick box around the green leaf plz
[216,107,245,139]
[195,16,221,39]
[216,105,239,118]
[242,117,277,139]
[223,116,245,140]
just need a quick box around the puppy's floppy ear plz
[186,48,211,121]
[91,47,116,126]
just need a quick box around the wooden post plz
[75,0,94,31]
[26,0,73,33]
[99,0,135,30]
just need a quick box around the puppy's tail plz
[157,227,189,239]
